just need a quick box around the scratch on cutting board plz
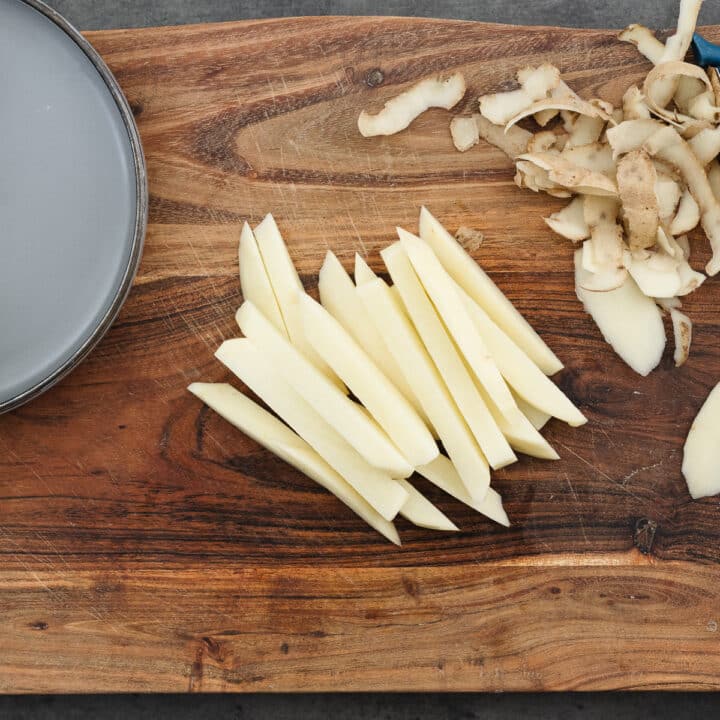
[621,456,672,487]
[564,473,589,546]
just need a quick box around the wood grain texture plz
[2,17,720,692]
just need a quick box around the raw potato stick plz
[298,292,438,468]
[238,222,287,337]
[418,207,563,375]
[396,478,459,531]
[215,339,408,521]
[457,286,586,427]
[399,228,518,418]
[236,300,413,478]
[358,277,491,502]
[317,251,431,429]
[188,382,400,544]
[253,213,345,390]
[381,241,516,469]
[416,455,510,526]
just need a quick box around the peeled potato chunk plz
[683,383,720,499]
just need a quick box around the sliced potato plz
[399,228,517,417]
[418,207,563,375]
[318,251,430,427]
[299,293,438,468]
[254,214,345,389]
[416,454,510,526]
[214,341,409,521]
[358,73,466,137]
[357,277,491,502]
[239,222,287,337]
[188,382,400,544]
[457,286,586,427]
[450,116,480,152]
[236,301,412,477]
[396,478,458,531]
[382,241,516,469]
[575,249,666,376]
[682,382,720,499]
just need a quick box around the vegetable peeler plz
[692,32,720,79]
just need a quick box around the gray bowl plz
[0,0,147,413]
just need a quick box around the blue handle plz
[692,33,720,68]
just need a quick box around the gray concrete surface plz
[6,0,720,716]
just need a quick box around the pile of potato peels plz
[451,0,717,375]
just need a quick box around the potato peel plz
[616,150,659,249]
[670,307,692,367]
[358,73,466,137]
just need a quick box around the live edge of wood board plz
[2,17,720,693]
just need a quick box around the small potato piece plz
[236,301,413,478]
[358,73,466,137]
[188,382,400,544]
[544,196,589,242]
[623,250,683,298]
[566,115,605,148]
[575,250,666,376]
[618,24,664,64]
[215,340,409,521]
[474,114,531,160]
[450,116,480,152]
[682,382,720,499]
[616,150,659,249]
[419,206,563,375]
[622,86,651,120]
[670,307,692,367]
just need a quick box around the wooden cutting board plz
[3,16,720,693]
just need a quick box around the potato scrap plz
[450,115,480,152]
[358,73,466,137]
[622,86,651,120]
[474,113,531,160]
[479,64,560,125]
[618,24,664,64]
[670,188,701,234]
[688,126,720,166]
[670,307,692,367]
[518,152,618,196]
[544,196,589,242]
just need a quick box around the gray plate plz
[0,0,147,413]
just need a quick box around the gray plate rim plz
[1,0,148,414]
